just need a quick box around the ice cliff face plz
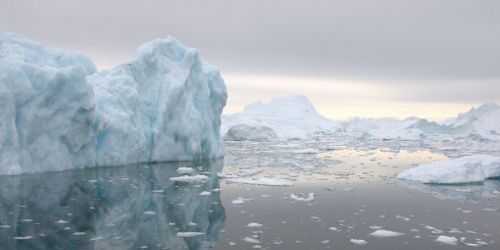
[0,33,227,175]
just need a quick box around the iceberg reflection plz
[0,159,225,250]
[398,179,500,203]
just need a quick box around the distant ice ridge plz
[397,155,500,184]
[221,95,339,141]
[221,95,500,141]
[0,32,227,175]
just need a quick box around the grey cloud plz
[1,0,499,103]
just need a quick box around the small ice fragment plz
[73,232,86,236]
[14,236,33,240]
[246,223,263,228]
[199,191,211,196]
[169,175,208,183]
[232,198,245,205]
[290,193,315,202]
[177,167,195,174]
[143,211,156,215]
[369,230,404,238]
[55,219,68,224]
[243,237,261,244]
[176,232,205,237]
[435,235,458,245]
[350,239,368,245]
[369,226,383,230]
[329,227,340,232]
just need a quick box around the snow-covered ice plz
[221,96,339,141]
[0,33,226,175]
[397,155,500,184]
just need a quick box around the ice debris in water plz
[0,32,227,175]
[350,239,368,245]
[243,237,261,244]
[246,223,263,228]
[169,175,209,183]
[176,167,196,174]
[434,235,458,246]
[289,193,315,202]
[176,232,205,237]
[369,229,404,238]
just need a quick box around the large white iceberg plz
[397,155,500,184]
[0,33,227,175]
[442,103,500,141]
[221,95,339,141]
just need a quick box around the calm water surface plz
[0,145,499,249]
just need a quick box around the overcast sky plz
[1,0,499,120]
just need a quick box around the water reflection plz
[0,159,225,250]
[398,179,500,203]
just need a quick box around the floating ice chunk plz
[169,175,209,183]
[231,197,246,205]
[143,211,156,215]
[243,237,261,244]
[434,235,458,245]
[290,193,315,202]
[350,239,368,245]
[199,191,211,196]
[397,155,500,184]
[177,167,195,174]
[369,229,404,238]
[227,177,293,186]
[369,226,383,230]
[176,232,205,237]
[246,223,263,228]
[14,236,33,240]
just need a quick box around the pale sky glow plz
[1,0,499,121]
[223,74,481,121]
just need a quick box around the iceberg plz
[396,155,500,184]
[442,103,500,141]
[339,117,425,140]
[221,95,339,141]
[0,33,227,175]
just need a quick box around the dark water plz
[0,149,499,249]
